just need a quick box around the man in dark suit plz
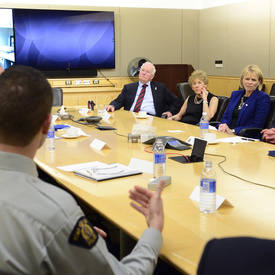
[106,62,181,118]
[197,237,275,274]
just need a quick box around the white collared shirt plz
[130,81,156,115]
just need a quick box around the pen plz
[241,138,255,142]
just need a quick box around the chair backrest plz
[270,83,275,96]
[264,95,275,129]
[176,82,194,103]
[52,87,63,106]
[211,95,230,122]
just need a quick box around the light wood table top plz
[35,108,275,275]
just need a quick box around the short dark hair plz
[0,65,53,146]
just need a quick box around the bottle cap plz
[205,161,212,168]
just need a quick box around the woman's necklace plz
[194,95,203,105]
[238,97,244,110]
[238,96,247,110]
[238,90,251,110]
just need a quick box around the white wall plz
[0,0,250,9]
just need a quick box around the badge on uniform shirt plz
[69,216,98,249]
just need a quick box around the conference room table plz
[35,107,275,275]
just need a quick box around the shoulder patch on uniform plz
[69,216,98,249]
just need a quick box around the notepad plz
[74,161,142,181]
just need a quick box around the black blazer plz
[198,237,275,275]
[109,81,181,117]
[270,120,275,128]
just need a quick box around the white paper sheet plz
[218,136,259,143]
[90,138,110,150]
[189,186,234,210]
[128,157,153,174]
[58,161,102,172]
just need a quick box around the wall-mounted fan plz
[127,57,151,80]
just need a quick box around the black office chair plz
[52,88,63,106]
[176,82,194,103]
[239,95,275,137]
[210,95,230,123]
[270,83,275,96]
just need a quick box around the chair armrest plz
[209,121,220,127]
[239,127,263,137]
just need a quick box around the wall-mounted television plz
[12,9,115,77]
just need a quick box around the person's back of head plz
[0,65,53,147]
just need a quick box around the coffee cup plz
[138,111,147,117]
[204,133,216,143]
[66,127,78,137]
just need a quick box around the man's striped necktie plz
[133,84,147,112]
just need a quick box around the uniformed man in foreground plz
[0,65,165,274]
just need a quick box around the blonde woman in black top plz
[169,70,218,125]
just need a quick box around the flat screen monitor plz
[12,9,115,77]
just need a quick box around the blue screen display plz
[168,139,181,146]
[13,9,115,70]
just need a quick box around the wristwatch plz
[232,129,236,135]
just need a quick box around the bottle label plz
[200,122,209,130]
[47,130,55,138]
[154,153,166,164]
[200,179,216,193]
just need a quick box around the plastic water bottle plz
[200,161,216,213]
[153,139,166,178]
[45,124,55,151]
[200,112,209,139]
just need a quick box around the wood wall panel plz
[153,64,194,99]
[49,75,275,107]
[208,76,275,97]
[48,77,131,107]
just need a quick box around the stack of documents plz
[58,161,142,181]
